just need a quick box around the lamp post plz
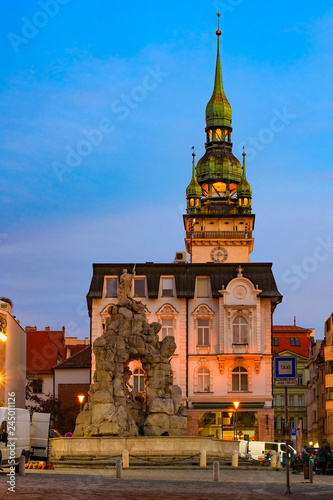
[233,401,240,440]
[77,394,85,412]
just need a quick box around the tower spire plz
[206,13,231,129]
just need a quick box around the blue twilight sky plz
[1,0,333,339]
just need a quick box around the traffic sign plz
[274,357,296,379]
[291,428,296,441]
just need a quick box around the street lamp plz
[233,401,240,440]
[0,331,7,342]
[77,394,85,412]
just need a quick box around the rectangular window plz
[289,417,295,429]
[326,360,333,374]
[273,395,277,406]
[161,319,173,339]
[326,388,333,401]
[32,379,43,394]
[297,373,303,385]
[105,278,118,297]
[290,337,300,346]
[161,278,174,297]
[272,338,279,346]
[298,395,304,406]
[289,395,294,406]
[134,278,146,297]
[280,395,285,406]
[197,278,210,298]
[197,319,210,346]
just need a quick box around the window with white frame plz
[298,395,304,406]
[161,277,174,297]
[197,319,210,346]
[289,417,295,429]
[196,277,210,298]
[232,367,248,391]
[161,319,173,339]
[297,373,303,385]
[280,395,285,406]
[133,277,147,297]
[105,277,118,297]
[133,369,145,392]
[197,368,210,392]
[232,316,248,344]
[289,395,294,406]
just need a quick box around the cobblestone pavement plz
[0,467,332,499]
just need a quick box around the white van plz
[248,441,296,460]
[0,408,50,471]
[238,439,249,458]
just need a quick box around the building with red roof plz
[272,321,314,446]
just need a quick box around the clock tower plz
[184,17,255,264]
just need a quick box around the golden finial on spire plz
[216,12,221,36]
[191,146,196,157]
[242,146,246,157]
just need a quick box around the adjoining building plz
[0,298,26,408]
[87,21,282,441]
[324,313,333,447]
[272,323,313,445]
[307,338,326,447]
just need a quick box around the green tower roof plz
[206,30,232,129]
[237,150,252,196]
[186,153,202,197]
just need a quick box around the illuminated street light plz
[77,394,85,412]
[233,401,240,440]
[0,331,7,342]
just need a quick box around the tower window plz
[196,199,200,207]
[225,129,229,141]
[190,198,194,207]
[208,130,213,142]
[216,128,222,141]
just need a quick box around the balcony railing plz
[186,231,252,239]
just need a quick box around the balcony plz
[186,231,253,240]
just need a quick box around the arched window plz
[198,368,210,392]
[232,367,248,391]
[208,130,213,142]
[225,129,229,141]
[133,369,145,392]
[216,128,222,141]
[233,316,248,344]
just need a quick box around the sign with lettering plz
[274,357,296,379]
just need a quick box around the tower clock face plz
[210,246,228,263]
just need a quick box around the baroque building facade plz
[87,21,282,441]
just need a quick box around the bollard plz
[116,458,122,479]
[309,461,313,484]
[200,449,207,467]
[232,452,238,467]
[213,461,219,482]
[271,450,277,467]
[122,449,129,468]
[304,463,309,480]
[18,455,25,476]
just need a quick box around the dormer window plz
[134,277,147,298]
[105,277,118,298]
[160,277,175,297]
[196,277,211,298]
